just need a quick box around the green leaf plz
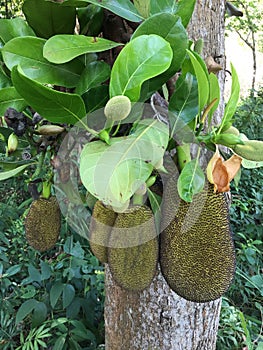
[0,86,27,115]
[75,61,110,95]
[174,0,197,27]
[77,5,104,36]
[32,302,47,327]
[11,66,86,124]
[147,188,162,234]
[177,158,205,202]
[22,0,76,39]
[133,0,150,17]
[0,17,35,44]
[208,72,220,123]
[186,50,209,115]
[132,14,187,98]
[220,63,240,131]
[110,34,173,101]
[68,0,144,22]
[149,0,196,27]
[28,264,41,284]
[16,299,38,324]
[4,264,21,277]
[53,335,67,350]
[50,281,64,309]
[82,85,109,113]
[169,73,198,136]
[80,119,169,206]
[149,0,178,15]
[2,37,84,88]
[44,35,121,64]
[0,66,12,88]
[0,162,35,181]
[63,284,75,309]
[241,158,263,169]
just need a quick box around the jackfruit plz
[108,205,158,291]
[104,95,131,121]
[25,196,61,252]
[160,184,235,302]
[89,200,117,263]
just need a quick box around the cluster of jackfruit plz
[89,203,158,291]
[89,184,236,301]
[25,196,61,252]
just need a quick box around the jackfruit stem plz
[42,181,51,199]
[133,193,144,205]
[176,143,191,171]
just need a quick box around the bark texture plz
[104,1,226,349]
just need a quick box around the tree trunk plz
[104,1,226,349]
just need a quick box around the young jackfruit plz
[89,200,117,263]
[108,205,158,291]
[25,197,61,252]
[160,184,235,302]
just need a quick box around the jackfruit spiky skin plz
[160,184,236,302]
[25,197,61,252]
[89,200,117,263]
[108,206,158,291]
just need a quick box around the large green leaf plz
[77,5,103,36]
[2,37,84,88]
[110,34,173,101]
[22,0,76,39]
[80,119,169,207]
[0,17,35,44]
[132,14,187,98]
[187,49,209,116]
[75,61,110,95]
[149,0,178,15]
[174,0,197,27]
[43,35,121,64]
[219,63,240,132]
[15,299,38,324]
[11,66,86,125]
[62,0,144,22]
[133,0,150,17]
[169,73,198,136]
[177,158,205,202]
[149,0,196,27]
[0,87,27,115]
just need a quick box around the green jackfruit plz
[25,197,61,252]
[108,206,158,291]
[89,200,117,263]
[160,184,235,302]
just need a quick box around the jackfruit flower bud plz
[104,95,131,121]
[7,133,18,154]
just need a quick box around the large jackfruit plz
[89,200,117,263]
[160,184,235,302]
[108,206,158,291]
[25,197,61,252]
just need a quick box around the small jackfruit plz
[104,95,131,121]
[89,200,117,263]
[25,197,61,252]
[160,184,235,302]
[108,206,158,291]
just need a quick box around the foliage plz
[0,0,23,18]
[217,88,263,350]
[0,203,105,349]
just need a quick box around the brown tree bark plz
[104,1,227,349]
